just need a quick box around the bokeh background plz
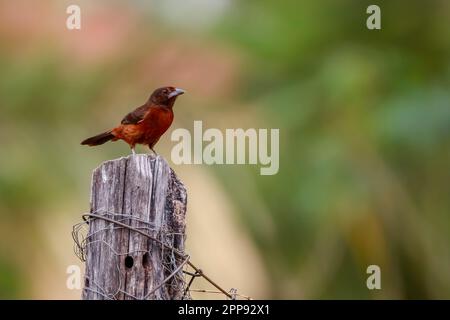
[0,0,449,299]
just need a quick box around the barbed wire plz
[72,209,251,300]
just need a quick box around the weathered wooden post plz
[81,154,187,300]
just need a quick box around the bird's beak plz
[168,88,186,99]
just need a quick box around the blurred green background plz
[0,0,449,299]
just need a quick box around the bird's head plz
[149,86,185,108]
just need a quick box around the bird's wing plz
[121,104,150,125]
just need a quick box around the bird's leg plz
[131,145,136,156]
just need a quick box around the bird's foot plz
[131,148,136,156]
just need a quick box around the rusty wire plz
[72,210,251,300]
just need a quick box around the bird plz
[81,86,185,155]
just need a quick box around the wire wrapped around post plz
[72,154,250,300]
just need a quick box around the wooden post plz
[82,154,187,300]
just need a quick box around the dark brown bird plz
[81,86,185,154]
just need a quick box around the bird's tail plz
[81,130,114,146]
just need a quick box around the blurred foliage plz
[0,257,22,299]
[0,0,449,299]
[213,0,450,298]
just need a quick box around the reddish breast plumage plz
[141,106,174,148]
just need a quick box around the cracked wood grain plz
[82,154,187,300]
